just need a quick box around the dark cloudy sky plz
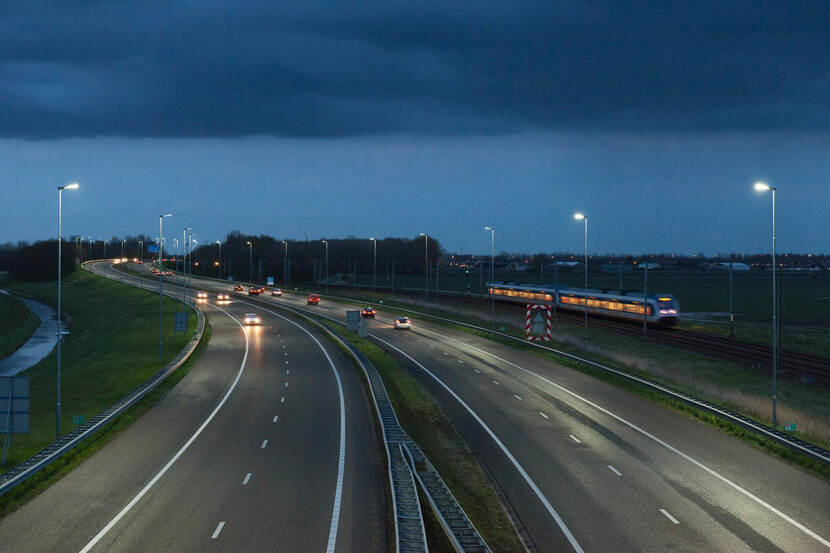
[2,1,829,254]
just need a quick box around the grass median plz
[0,292,40,360]
[321,321,526,553]
[1,269,198,470]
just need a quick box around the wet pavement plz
[0,291,59,377]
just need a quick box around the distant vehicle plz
[196,291,208,299]
[249,287,261,295]
[136,260,144,265]
[242,313,261,325]
[151,268,160,274]
[217,293,230,301]
[308,294,320,305]
[394,317,411,329]
[361,307,376,318]
[271,289,283,296]
[234,284,244,291]
[487,282,679,326]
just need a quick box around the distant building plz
[636,261,662,270]
[708,262,751,271]
[505,262,533,272]
[548,261,582,269]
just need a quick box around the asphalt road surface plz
[0,262,387,553]
[167,270,830,553]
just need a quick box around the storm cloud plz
[2,1,830,138]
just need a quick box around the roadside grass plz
[0,293,40,360]
[321,321,526,553]
[1,269,197,469]
[0,322,210,517]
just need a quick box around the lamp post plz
[138,240,143,262]
[121,239,126,261]
[754,181,778,427]
[420,233,428,298]
[322,240,329,294]
[370,237,377,302]
[215,240,222,279]
[574,212,588,352]
[282,240,288,286]
[246,241,253,282]
[158,213,172,362]
[484,226,495,327]
[56,182,79,439]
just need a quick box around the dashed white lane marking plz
[273,416,279,423]
[281,397,285,403]
[539,412,549,419]
[569,435,581,443]
[429,345,435,349]
[492,380,500,386]
[78,304,249,553]
[285,361,289,364]
[243,472,252,485]
[211,521,225,539]
[442,351,449,356]
[458,359,464,364]
[513,395,522,400]
[286,369,290,374]
[474,369,481,374]
[608,465,622,476]
[659,509,679,525]
[261,440,268,449]
[284,382,288,387]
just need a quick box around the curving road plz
[167,270,830,553]
[0,262,387,553]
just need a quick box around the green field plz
[0,293,40,360]
[1,269,197,468]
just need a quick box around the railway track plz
[329,283,830,381]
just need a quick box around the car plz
[271,288,283,296]
[163,271,174,276]
[394,316,411,329]
[249,287,261,295]
[308,294,320,305]
[361,307,376,318]
[217,293,230,301]
[257,286,266,294]
[136,260,144,265]
[234,284,244,291]
[196,291,208,299]
[242,313,261,325]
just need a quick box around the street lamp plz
[754,181,779,426]
[574,212,588,352]
[370,237,377,302]
[158,213,172,362]
[121,239,126,260]
[420,233,428,298]
[215,240,222,279]
[246,241,252,282]
[138,240,143,262]
[282,240,288,286]
[322,240,329,294]
[484,227,495,326]
[56,182,79,439]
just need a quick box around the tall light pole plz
[485,226,495,326]
[322,240,329,294]
[420,233,428,298]
[574,212,588,352]
[370,237,377,302]
[246,241,253,282]
[183,228,191,304]
[158,213,172,362]
[754,181,778,426]
[121,239,126,260]
[215,240,222,279]
[138,240,143,262]
[282,240,288,286]
[56,182,79,439]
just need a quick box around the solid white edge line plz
[211,521,225,539]
[659,509,680,525]
[413,325,830,549]
[371,334,585,553]
[78,303,249,553]
[608,465,622,477]
[235,299,346,553]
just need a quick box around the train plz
[486,282,680,326]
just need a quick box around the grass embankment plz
[0,293,40,360]
[1,269,197,469]
[321,322,526,553]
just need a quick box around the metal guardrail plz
[0,264,206,497]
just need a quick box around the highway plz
[170,271,830,552]
[0,261,387,553]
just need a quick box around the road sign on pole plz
[0,377,29,434]
[525,304,551,342]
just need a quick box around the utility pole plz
[158,213,171,362]
[642,261,648,336]
[729,258,735,338]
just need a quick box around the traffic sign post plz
[525,304,551,342]
[1,376,29,465]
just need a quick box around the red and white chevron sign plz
[525,304,551,342]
